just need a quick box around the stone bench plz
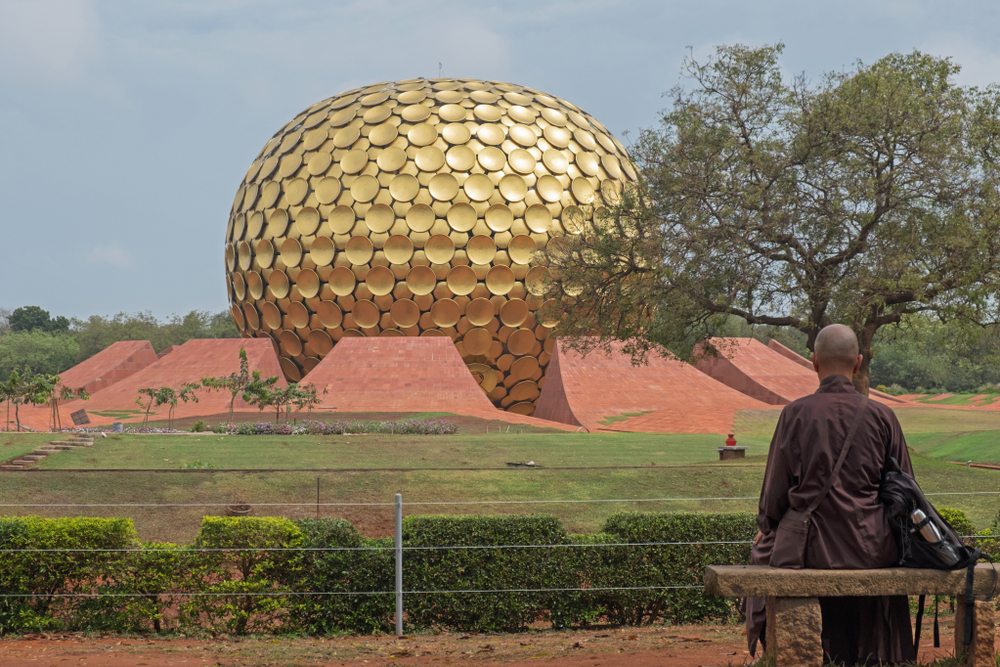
[705,564,999,667]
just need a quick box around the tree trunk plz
[854,322,878,397]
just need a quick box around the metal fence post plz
[395,493,403,636]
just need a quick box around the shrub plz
[937,507,975,540]
[192,420,207,432]
[210,419,458,436]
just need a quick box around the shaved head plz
[814,324,860,372]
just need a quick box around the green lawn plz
[914,393,1000,407]
[0,432,59,464]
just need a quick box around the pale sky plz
[1,0,998,320]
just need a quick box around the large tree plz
[543,44,1000,393]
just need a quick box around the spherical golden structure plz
[224,78,638,415]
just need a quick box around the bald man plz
[745,325,916,665]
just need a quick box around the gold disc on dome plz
[542,149,569,174]
[361,90,391,106]
[280,356,302,381]
[499,174,527,202]
[256,239,274,268]
[351,175,380,202]
[238,241,252,270]
[260,181,281,208]
[428,173,459,201]
[377,146,407,172]
[504,91,532,105]
[602,153,624,179]
[447,202,477,232]
[330,105,358,125]
[466,298,496,326]
[485,265,515,295]
[226,243,236,271]
[508,235,537,264]
[268,208,289,236]
[368,122,399,147]
[397,89,427,104]
[541,107,568,126]
[508,105,536,123]
[380,329,405,337]
[247,211,265,239]
[366,265,395,295]
[473,104,502,122]
[315,177,342,205]
[341,328,366,338]
[430,298,461,327]
[307,329,335,355]
[446,145,476,171]
[232,213,246,242]
[317,300,343,328]
[269,270,290,298]
[464,174,495,202]
[247,271,264,300]
[307,152,333,176]
[294,207,321,235]
[390,299,420,328]
[563,206,585,234]
[421,328,446,337]
[241,303,258,330]
[232,273,246,300]
[278,153,302,178]
[508,401,535,415]
[447,265,477,295]
[400,104,431,122]
[295,269,320,298]
[310,236,336,266]
[407,123,438,146]
[280,330,304,357]
[302,356,321,373]
[425,234,456,263]
[571,177,596,203]
[538,298,559,327]
[510,356,540,381]
[507,149,537,175]
[485,204,513,232]
[363,105,393,124]
[365,203,395,233]
[346,236,374,264]
[405,204,435,232]
[415,146,446,172]
[353,299,380,328]
[510,382,541,403]
[477,124,505,146]
[507,329,536,356]
[327,205,355,234]
[406,265,436,295]
[464,328,493,355]
[499,298,529,327]
[439,104,467,122]
[467,235,497,264]
[383,235,414,264]
[525,266,550,295]
[288,301,310,329]
[261,301,282,329]
[328,266,356,296]
[441,123,472,145]
[341,149,369,174]
[471,89,499,104]
[543,125,572,148]
[277,239,300,268]
[525,204,553,233]
[477,146,506,171]
[508,124,537,147]
[574,127,597,150]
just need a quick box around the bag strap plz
[914,594,925,653]
[805,394,870,514]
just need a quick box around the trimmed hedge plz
[0,512,756,635]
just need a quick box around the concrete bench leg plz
[765,596,823,667]
[955,595,995,667]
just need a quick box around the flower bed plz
[211,419,458,436]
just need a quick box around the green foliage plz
[1,368,60,431]
[937,507,975,540]
[9,306,70,333]
[72,310,238,361]
[0,330,79,382]
[0,517,138,633]
[202,347,270,423]
[191,420,208,432]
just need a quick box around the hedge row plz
[0,512,754,635]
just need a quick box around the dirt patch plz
[0,620,964,667]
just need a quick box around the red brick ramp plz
[55,339,286,425]
[765,339,909,405]
[533,339,772,433]
[56,340,159,395]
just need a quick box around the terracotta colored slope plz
[533,339,772,433]
[55,340,159,394]
[302,337,499,413]
[55,338,286,425]
[695,338,819,405]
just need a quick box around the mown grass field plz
[1,406,998,544]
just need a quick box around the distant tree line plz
[0,306,239,382]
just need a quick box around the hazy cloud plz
[86,243,134,269]
[0,0,101,85]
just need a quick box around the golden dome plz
[225,78,638,415]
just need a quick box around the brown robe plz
[746,374,916,665]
